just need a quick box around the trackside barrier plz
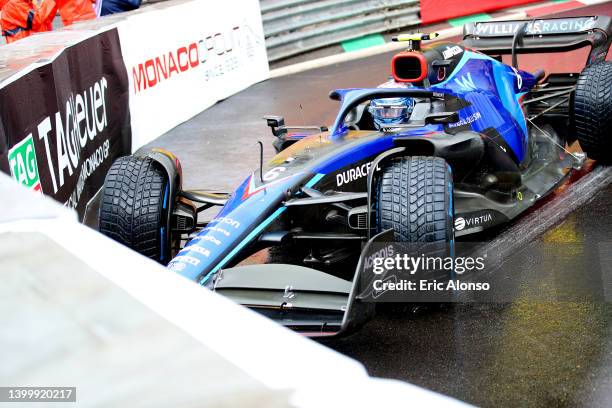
[0,27,131,220]
[134,0,571,60]
[0,0,269,220]
[118,0,269,149]
[0,173,472,408]
[263,0,575,60]
[260,0,421,62]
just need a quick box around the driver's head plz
[369,97,414,129]
[369,81,414,130]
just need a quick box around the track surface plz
[142,2,612,407]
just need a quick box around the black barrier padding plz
[0,28,130,219]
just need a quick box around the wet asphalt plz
[322,181,612,407]
[136,2,612,407]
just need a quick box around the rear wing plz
[462,16,612,66]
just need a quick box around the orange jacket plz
[1,0,57,43]
[55,0,94,26]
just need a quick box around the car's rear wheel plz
[375,156,454,243]
[573,61,612,162]
[99,156,172,263]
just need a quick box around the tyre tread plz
[574,61,612,161]
[99,156,167,261]
[377,156,452,242]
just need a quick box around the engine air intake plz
[391,52,428,83]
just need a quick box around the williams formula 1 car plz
[99,16,612,336]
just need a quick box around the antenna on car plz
[257,141,264,183]
[392,32,439,51]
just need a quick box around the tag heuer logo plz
[8,134,42,193]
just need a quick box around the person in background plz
[55,0,94,26]
[94,0,140,17]
[0,0,57,44]
[1,0,95,44]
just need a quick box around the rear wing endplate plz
[462,16,612,65]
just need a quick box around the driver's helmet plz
[369,81,414,130]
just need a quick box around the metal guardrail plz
[126,0,422,63]
[261,0,421,62]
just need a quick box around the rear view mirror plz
[262,115,286,137]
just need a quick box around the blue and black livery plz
[99,16,612,337]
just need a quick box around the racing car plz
[99,15,612,337]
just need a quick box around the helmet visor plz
[370,105,409,120]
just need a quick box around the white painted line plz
[269,11,528,78]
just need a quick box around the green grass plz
[448,13,492,27]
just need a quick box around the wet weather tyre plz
[375,156,453,243]
[99,156,170,263]
[573,61,612,162]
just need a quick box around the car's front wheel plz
[375,156,454,243]
[99,156,172,263]
[374,156,454,306]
